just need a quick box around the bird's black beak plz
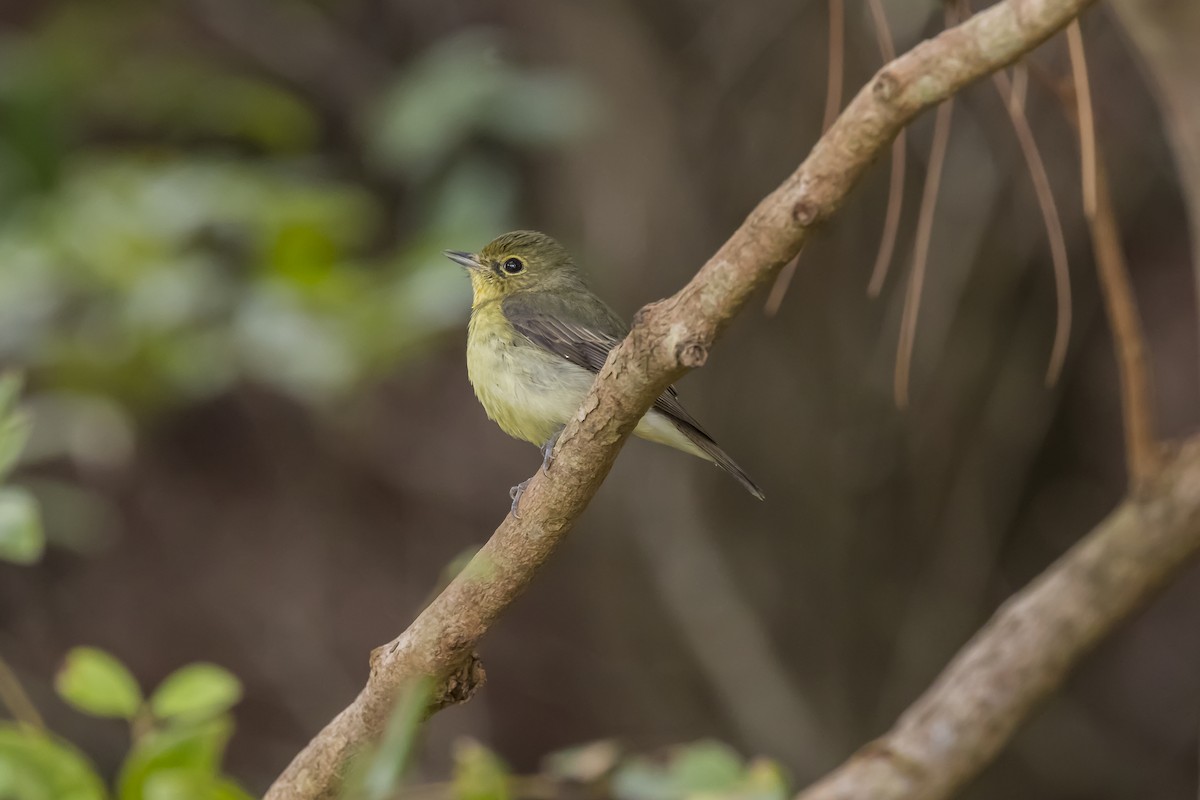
[443,250,483,271]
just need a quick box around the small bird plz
[445,231,764,512]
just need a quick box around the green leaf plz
[611,758,676,800]
[542,740,621,783]
[0,373,23,420]
[451,739,511,800]
[0,410,30,479]
[55,646,143,719]
[612,742,750,800]
[143,769,255,800]
[738,758,789,800]
[118,715,233,800]
[666,741,744,794]
[0,723,107,800]
[150,664,242,723]
[345,678,431,800]
[0,486,44,564]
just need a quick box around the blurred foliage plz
[0,373,43,565]
[366,29,595,180]
[55,648,144,720]
[0,646,248,799]
[343,737,789,800]
[0,3,594,418]
[0,1,594,568]
[450,739,513,800]
[343,678,433,800]
[610,742,788,800]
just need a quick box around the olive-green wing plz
[500,292,705,430]
[502,291,765,499]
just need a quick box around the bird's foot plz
[509,478,531,519]
[540,429,563,472]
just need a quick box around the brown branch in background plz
[866,0,906,297]
[896,3,961,408]
[991,65,1073,386]
[795,438,1200,800]
[1053,37,1163,488]
[267,0,1108,796]
[0,654,44,730]
[764,0,845,316]
[895,96,954,409]
[1066,21,1097,219]
[822,0,846,132]
[1088,159,1163,488]
[763,256,801,316]
[1008,61,1028,113]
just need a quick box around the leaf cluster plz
[0,646,249,800]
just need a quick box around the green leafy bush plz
[0,373,43,565]
[0,646,250,800]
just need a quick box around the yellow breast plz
[466,302,595,447]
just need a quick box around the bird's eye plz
[502,257,524,274]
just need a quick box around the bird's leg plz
[509,478,531,519]
[511,430,563,518]
[540,428,563,472]
[506,429,561,515]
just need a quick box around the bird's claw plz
[540,429,562,473]
[509,478,531,519]
[512,430,562,518]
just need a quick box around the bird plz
[444,230,764,513]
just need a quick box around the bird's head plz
[445,230,584,306]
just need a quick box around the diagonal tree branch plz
[793,437,1200,800]
[266,0,1106,796]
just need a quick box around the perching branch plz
[266,0,1106,796]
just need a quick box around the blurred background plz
[0,0,1197,797]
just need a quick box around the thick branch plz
[795,437,1200,800]
[266,0,1099,797]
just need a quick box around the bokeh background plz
[1,0,1198,797]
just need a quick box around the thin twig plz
[0,654,44,730]
[991,65,1073,386]
[896,3,962,408]
[1066,20,1097,219]
[763,257,801,316]
[823,0,846,132]
[1009,61,1029,114]
[895,97,954,408]
[866,0,907,297]
[1088,157,1163,488]
[764,0,845,316]
[1050,39,1163,487]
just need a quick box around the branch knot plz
[793,200,819,226]
[432,653,486,711]
[676,341,709,368]
[873,70,900,102]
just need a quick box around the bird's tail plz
[676,424,766,500]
